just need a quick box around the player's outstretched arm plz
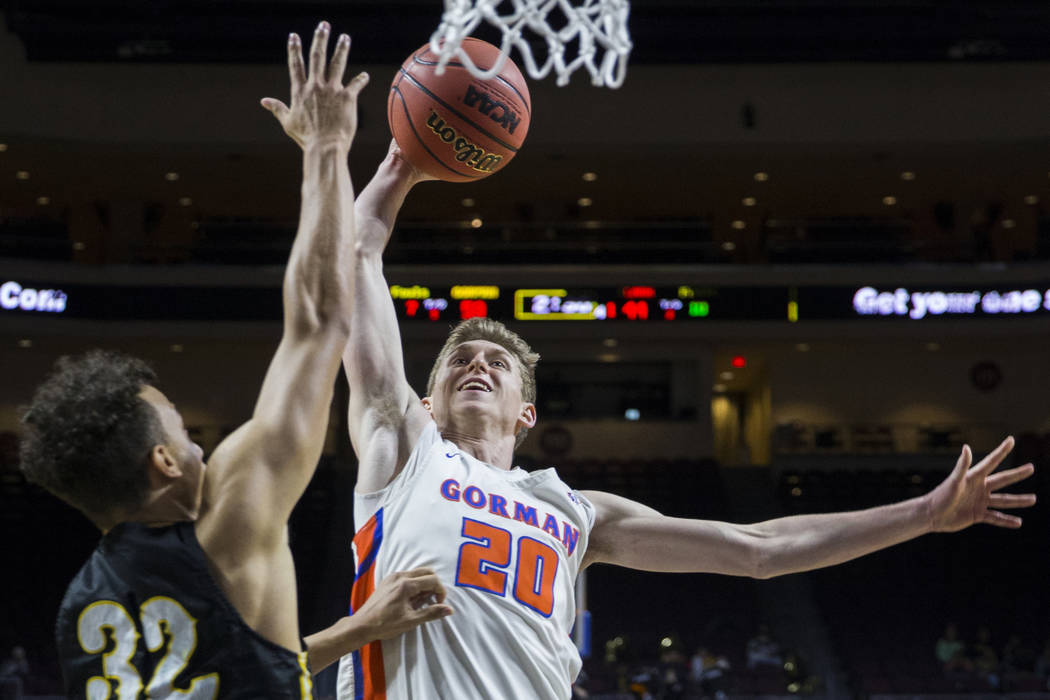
[583,437,1035,578]
[304,567,452,672]
[200,24,367,549]
[344,141,435,493]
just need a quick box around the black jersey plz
[55,521,314,699]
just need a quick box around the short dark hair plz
[427,318,540,449]
[20,350,163,519]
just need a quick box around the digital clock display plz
[515,287,694,321]
[389,284,788,322]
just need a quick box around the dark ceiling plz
[2,1,1050,267]
[7,0,1050,64]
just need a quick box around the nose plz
[467,353,489,373]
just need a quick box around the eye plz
[491,360,507,369]
[452,357,468,365]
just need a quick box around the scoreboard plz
[3,277,1049,323]
[388,282,1050,323]
[391,284,789,322]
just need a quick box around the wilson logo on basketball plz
[462,85,522,135]
[425,111,504,173]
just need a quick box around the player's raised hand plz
[925,436,1036,532]
[383,138,439,185]
[354,568,453,641]
[260,21,370,150]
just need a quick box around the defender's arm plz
[304,568,452,672]
[201,25,367,550]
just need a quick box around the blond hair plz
[427,317,539,449]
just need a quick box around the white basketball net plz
[429,0,632,88]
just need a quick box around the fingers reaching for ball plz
[328,33,351,86]
[262,21,368,150]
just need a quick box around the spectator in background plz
[658,645,687,700]
[747,625,783,670]
[0,646,28,699]
[971,626,1000,689]
[1034,639,1050,690]
[627,682,654,700]
[571,667,590,699]
[936,623,972,675]
[0,647,27,680]
[690,647,730,699]
[1003,634,1036,674]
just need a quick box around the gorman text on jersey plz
[439,478,582,557]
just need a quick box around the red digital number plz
[460,299,488,320]
[623,300,649,320]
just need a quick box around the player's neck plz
[442,429,516,470]
[125,485,200,529]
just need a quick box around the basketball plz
[388,38,531,183]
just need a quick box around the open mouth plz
[458,378,492,392]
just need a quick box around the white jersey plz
[336,421,595,700]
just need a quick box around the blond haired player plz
[336,144,1036,700]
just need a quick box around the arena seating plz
[0,217,71,261]
[790,431,1050,697]
[7,213,1041,268]
[553,456,728,519]
[189,217,296,265]
[1,432,96,694]
[764,216,915,264]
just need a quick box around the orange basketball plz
[388,38,531,183]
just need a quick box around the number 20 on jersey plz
[455,517,559,617]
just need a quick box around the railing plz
[2,214,1048,265]
[773,421,1010,459]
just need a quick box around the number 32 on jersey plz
[77,597,218,699]
[455,517,559,617]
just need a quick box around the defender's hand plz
[261,21,369,150]
[925,436,1036,532]
[354,567,453,641]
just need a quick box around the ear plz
[148,444,183,480]
[517,402,537,430]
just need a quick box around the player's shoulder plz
[354,417,443,500]
[518,466,596,517]
[58,523,196,615]
[521,462,580,490]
